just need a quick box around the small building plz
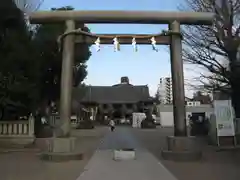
[72,77,153,123]
[157,104,213,127]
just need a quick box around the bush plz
[141,119,156,129]
[36,126,53,138]
[190,119,209,136]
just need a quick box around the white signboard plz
[132,113,146,128]
[214,100,235,136]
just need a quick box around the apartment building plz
[157,77,172,104]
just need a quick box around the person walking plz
[109,119,115,132]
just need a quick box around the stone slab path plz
[77,127,178,180]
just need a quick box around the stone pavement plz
[3,126,239,180]
[99,126,142,150]
[77,127,178,180]
[0,126,108,180]
[131,127,240,180]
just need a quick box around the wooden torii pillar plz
[29,11,214,161]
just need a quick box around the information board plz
[213,100,235,137]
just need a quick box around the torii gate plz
[29,11,214,161]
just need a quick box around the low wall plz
[0,117,35,146]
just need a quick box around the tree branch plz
[180,0,239,91]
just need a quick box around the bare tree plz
[192,91,212,104]
[181,0,240,116]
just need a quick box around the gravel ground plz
[131,126,240,180]
[0,126,108,180]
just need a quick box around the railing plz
[0,116,34,138]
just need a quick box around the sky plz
[38,0,197,96]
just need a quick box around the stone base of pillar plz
[39,137,83,162]
[161,136,202,161]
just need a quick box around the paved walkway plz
[77,127,178,180]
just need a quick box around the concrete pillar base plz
[39,137,83,162]
[161,136,202,161]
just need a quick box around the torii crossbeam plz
[29,10,213,25]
